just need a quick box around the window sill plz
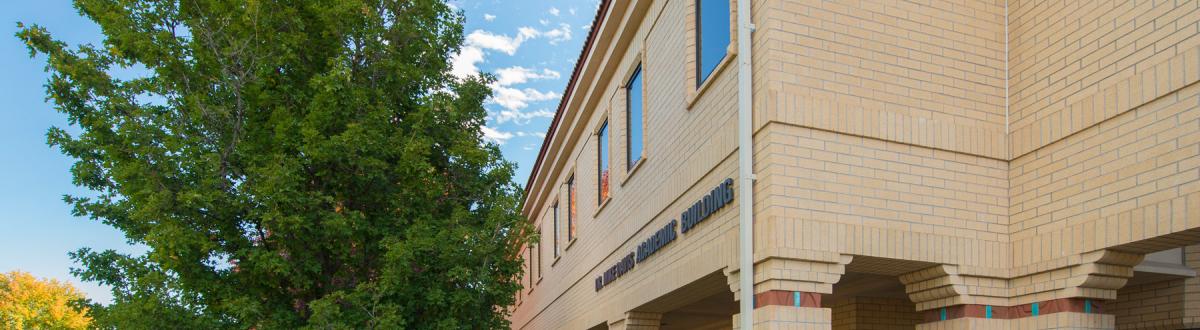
[552,255,561,267]
[536,276,543,285]
[621,157,647,187]
[686,51,736,110]
[594,197,612,217]
[564,238,578,251]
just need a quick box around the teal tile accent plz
[985,305,993,319]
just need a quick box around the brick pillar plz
[608,312,662,330]
[726,253,852,330]
[1184,244,1200,328]
[903,250,1141,329]
[733,305,830,330]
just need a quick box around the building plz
[511,0,1200,329]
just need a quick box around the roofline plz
[522,0,613,207]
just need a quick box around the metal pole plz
[735,0,755,328]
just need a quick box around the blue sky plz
[0,0,596,304]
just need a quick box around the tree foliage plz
[0,270,91,330]
[17,0,532,328]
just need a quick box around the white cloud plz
[491,87,560,112]
[569,7,577,15]
[450,46,485,79]
[492,108,555,124]
[539,19,550,26]
[494,67,561,86]
[483,14,496,21]
[549,7,561,16]
[449,26,572,81]
[450,28,542,78]
[543,23,573,45]
[465,28,538,56]
[481,126,514,145]
[484,66,562,114]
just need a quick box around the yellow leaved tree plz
[0,271,91,330]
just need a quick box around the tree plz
[17,0,533,328]
[0,270,91,330]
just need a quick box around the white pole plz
[735,0,755,328]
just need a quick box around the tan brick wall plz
[515,0,1200,328]
[1007,0,1200,273]
[757,0,1008,159]
[750,0,1014,281]
[1009,77,1200,267]
[1187,245,1200,324]
[831,297,922,330]
[755,123,1011,270]
[1109,244,1200,329]
[1111,279,1187,329]
[1114,245,1200,329]
[1008,0,1200,157]
[511,0,746,328]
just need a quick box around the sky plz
[0,0,597,304]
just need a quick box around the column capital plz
[905,249,1141,329]
[724,253,853,302]
[1011,249,1142,305]
[608,311,662,330]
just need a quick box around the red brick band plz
[753,290,822,308]
[921,298,1104,322]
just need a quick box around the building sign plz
[594,178,734,291]
[682,178,735,233]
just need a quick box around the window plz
[535,239,541,280]
[627,65,644,170]
[597,121,610,203]
[553,202,561,258]
[529,241,537,283]
[697,0,730,85]
[567,175,576,241]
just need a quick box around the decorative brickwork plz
[754,290,823,308]
[919,298,1104,322]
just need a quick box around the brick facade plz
[513,0,1200,329]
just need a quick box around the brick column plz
[903,250,1141,329]
[726,253,852,330]
[607,312,662,330]
[1183,245,1200,328]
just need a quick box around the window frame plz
[567,175,577,243]
[696,0,731,87]
[526,247,533,289]
[596,120,611,205]
[552,201,561,259]
[535,231,542,282]
[625,63,645,171]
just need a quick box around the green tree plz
[17,0,532,328]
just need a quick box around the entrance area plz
[633,272,738,330]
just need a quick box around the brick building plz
[511,0,1200,329]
